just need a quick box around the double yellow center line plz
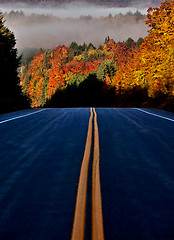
[71,108,104,240]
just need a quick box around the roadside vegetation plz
[0,11,29,113]
[1,0,174,112]
[19,0,174,111]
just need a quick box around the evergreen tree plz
[136,37,144,48]
[104,36,110,44]
[0,11,29,113]
[86,42,96,51]
[125,37,135,49]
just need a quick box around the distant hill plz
[0,0,161,7]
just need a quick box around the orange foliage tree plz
[112,0,174,99]
[48,46,68,98]
[21,39,131,107]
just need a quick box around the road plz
[0,108,90,240]
[97,108,174,240]
[0,108,174,240]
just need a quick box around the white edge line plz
[134,108,174,122]
[0,109,47,125]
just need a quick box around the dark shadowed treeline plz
[0,12,30,113]
[45,73,148,108]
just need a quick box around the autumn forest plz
[1,0,174,112]
[18,0,174,111]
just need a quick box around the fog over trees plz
[1,6,149,49]
[1,0,170,112]
[0,0,162,49]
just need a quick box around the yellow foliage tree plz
[112,0,174,98]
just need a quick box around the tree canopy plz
[20,0,174,111]
[0,12,29,113]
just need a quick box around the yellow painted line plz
[71,108,93,240]
[92,108,105,240]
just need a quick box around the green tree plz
[136,37,144,48]
[125,37,135,49]
[96,59,118,81]
[69,41,80,56]
[104,36,110,44]
[40,73,49,107]
[86,42,96,51]
[126,11,133,16]
[134,10,143,17]
[43,50,51,69]
[108,13,113,19]
[0,12,29,112]
[22,72,31,94]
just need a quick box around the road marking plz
[71,108,105,240]
[71,108,93,240]
[0,109,47,125]
[135,108,174,122]
[92,108,105,240]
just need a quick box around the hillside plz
[20,0,174,111]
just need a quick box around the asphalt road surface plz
[0,108,174,240]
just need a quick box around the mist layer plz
[1,3,150,49]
